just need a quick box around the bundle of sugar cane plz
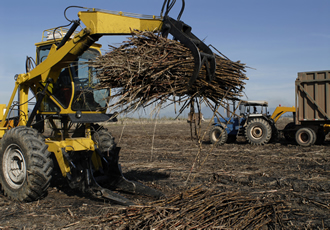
[90,30,248,114]
[96,186,286,229]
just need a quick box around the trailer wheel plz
[209,126,228,145]
[245,118,272,145]
[92,129,116,154]
[295,127,315,147]
[310,128,317,145]
[0,126,53,202]
[283,122,296,142]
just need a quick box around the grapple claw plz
[161,16,216,89]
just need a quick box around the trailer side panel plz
[295,70,330,125]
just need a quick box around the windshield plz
[71,49,109,111]
[36,45,109,112]
[239,104,268,115]
[37,45,51,64]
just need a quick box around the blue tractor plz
[209,100,276,145]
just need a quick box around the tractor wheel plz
[245,118,272,145]
[295,127,315,147]
[209,126,228,145]
[0,126,53,201]
[92,128,116,153]
[283,122,296,142]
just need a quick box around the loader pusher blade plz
[88,185,135,206]
[81,147,164,206]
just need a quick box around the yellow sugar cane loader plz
[0,0,216,205]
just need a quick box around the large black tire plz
[270,124,279,143]
[245,118,272,145]
[316,130,326,145]
[295,127,315,147]
[310,128,317,145]
[283,122,296,142]
[0,126,53,201]
[92,128,116,153]
[209,126,228,145]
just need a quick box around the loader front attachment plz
[60,144,164,206]
[91,147,165,203]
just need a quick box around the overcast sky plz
[0,0,329,118]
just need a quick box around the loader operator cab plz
[35,31,109,113]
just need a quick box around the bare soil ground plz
[0,118,329,229]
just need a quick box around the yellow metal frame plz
[78,10,162,35]
[1,9,163,129]
[324,124,330,135]
[0,9,164,177]
[270,106,296,123]
[47,137,96,176]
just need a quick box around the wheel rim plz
[250,126,263,139]
[299,132,309,143]
[2,144,27,189]
[212,129,221,141]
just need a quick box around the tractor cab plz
[33,28,109,114]
[239,100,269,117]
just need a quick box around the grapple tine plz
[161,16,216,89]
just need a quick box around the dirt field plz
[0,118,329,229]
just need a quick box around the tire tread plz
[0,126,54,202]
[245,118,272,145]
